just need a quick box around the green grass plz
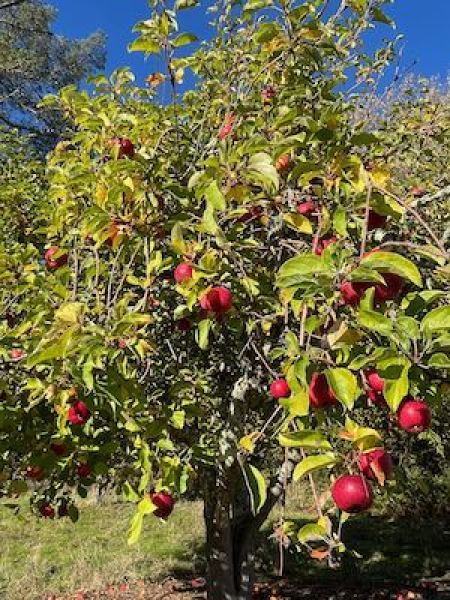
[1,489,449,600]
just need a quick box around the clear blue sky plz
[50,0,450,87]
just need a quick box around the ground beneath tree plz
[47,577,450,600]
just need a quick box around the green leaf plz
[276,254,332,288]
[377,357,410,411]
[242,463,267,515]
[360,251,422,287]
[244,0,273,12]
[138,496,156,515]
[293,453,337,481]
[421,307,450,332]
[122,482,140,503]
[128,37,161,55]
[278,430,332,450]
[297,522,328,543]
[175,0,199,8]
[247,153,279,191]
[372,7,394,26]
[428,353,450,369]
[172,32,198,48]
[326,368,360,410]
[204,181,226,211]
[55,302,84,324]
[358,309,393,336]
[196,318,212,349]
[254,23,281,44]
[128,512,144,545]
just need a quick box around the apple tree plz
[1,1,449,599]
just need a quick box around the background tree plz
[0,0,105,148]
[0,2,449,600]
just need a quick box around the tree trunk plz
[203,471,255,600]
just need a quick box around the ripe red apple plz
[174,262,193,283]
[367,210,387,231]
[397,398,431,433]
[275,154,291,171]
[309,373,337,409]
[332,474,373,513]
[410,186,425,198]
[9,348,25,361]
[176,318,192,332]
[314,236,337,256]
[358,448,394,482]
[270,378,291,399]
[118,338,128,349]
[111,137,135,159]
[57,500,69,518]
[151,491,175,519]
[340,281,370,306]
[367,388,387,408]
[365,369,384,393]
[200,287,233,315]
[373,272,404,303]
[44,246,68,270]
[296,199,318,216]
[67,400,90,426]
[77,463,91,478]
[26,466,44,480]
[218,113,236,140]
[50,442,67,457]
[39,503,55,519]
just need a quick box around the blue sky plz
[50,0,450,87]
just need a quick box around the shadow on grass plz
[256,515,450,587]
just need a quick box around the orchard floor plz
[1,496,449,600]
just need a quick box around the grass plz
[1,486,450,600]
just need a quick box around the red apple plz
[174,262,193,283]
[237,206,263,223]
[151,491,175,519]
[314,236,337,256]
[397,398,431,433]
[275,154,291,171]
[367,388,387,408]
[39,503,55,519]
[200,287,233,315]
[218,113,236,140]
[176,318,192,332]
[358,448,394,482]
[367,210,387,231]
[50,443,67,457]
[296,199,318,216]
[9,349,25,361]
[309,373,337,409]
[26,466,44,480]
[67,400,90,426]
[44,246,68,270]
[340,281,370,306]
[365,369,384,393]
[410,186,425,198]
[77,463,91,478]
[111,137,135,159]
[373,272,404,303]
[270,378,291,399]
[57,500,69,518]
[332,474,373,513]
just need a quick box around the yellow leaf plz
[283,213,313,234]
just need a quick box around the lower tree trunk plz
[203,472,255,600]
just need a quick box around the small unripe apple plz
[174,262,193,283]
[111,137,135,159]
[26,466,44,480]
[151,491,175,519]
[367,210,387,231]
[176,318,192,332]
[314,236,337,256]
[9,348,25,361]
[44,246,68,270]
[332,474,373,513]
[67,400,90,426]
[275,154,291,171]
[296,199,318,216]
[50,442,67,457]
[77,463,91,478]
[309,373,337,409]
[365,369,384,393]
[397,398,431,433]
[270,378,291,399]
[200,287,233,315]
[39,503,55,519]
[358,448,394,482]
